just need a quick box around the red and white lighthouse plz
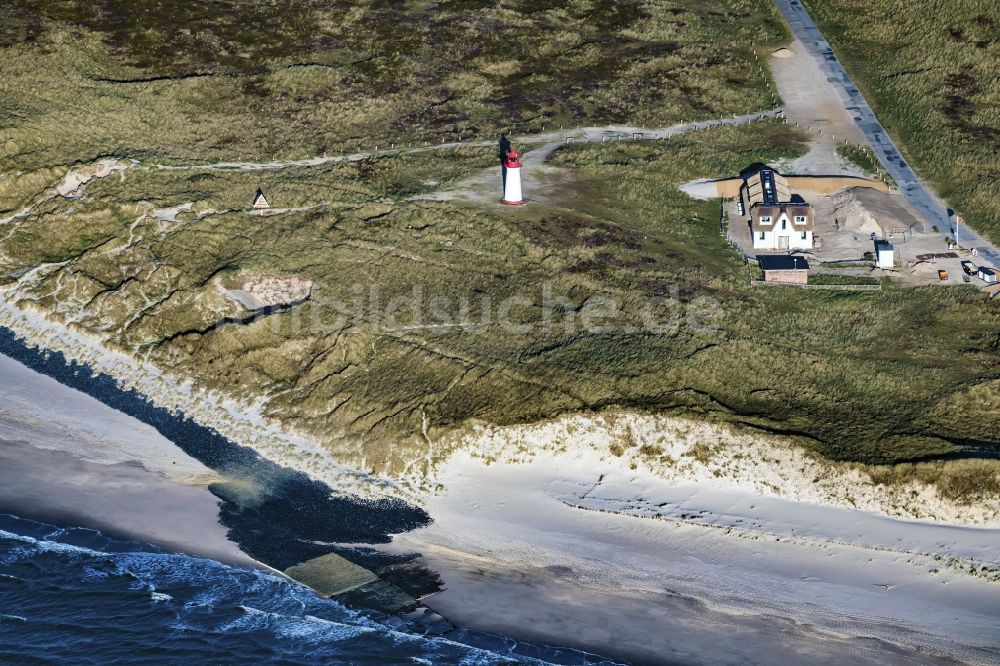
[501,148,524,205]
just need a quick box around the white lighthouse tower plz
[501,148,524,205]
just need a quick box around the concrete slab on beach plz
[284,552,379,598]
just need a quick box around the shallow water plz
[0,327,620,664]
[0,326,427,572]
[0,514,620,665]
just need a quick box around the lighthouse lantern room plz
[501,149,524,205]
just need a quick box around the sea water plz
[0,514,619,665]
[0,328,620,664]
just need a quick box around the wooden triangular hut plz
[252,188,270,216]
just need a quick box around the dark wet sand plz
[0,438,254,566]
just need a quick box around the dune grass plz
[863,458,1000,504]
[0,0,787,175]
[807,273,880,286]
[804,0,1000,242]
[1,3,998,487]
[836,144,895,189]
[546,126,1000,464]
[3,119,999,478]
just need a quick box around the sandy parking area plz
[768,39,867,175]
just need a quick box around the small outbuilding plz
[252,188,270,216]
[757,255,810,284]
[979,267,997,284]
[874,240,894,269]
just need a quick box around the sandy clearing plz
[678,178,725,200]
[55,159,131,198]
[151,202,193,222]
[417,110,785,206]
[418,414,1000,527]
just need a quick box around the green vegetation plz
[808,273,880,285]
[820,261,874,270]
[865,459,1000,504]
[0,0,787,175]
[805,0,1000,241]
[548,125,1000,465]
[1,2,998,491]
[836,144,895,189]
[3,119,999,478]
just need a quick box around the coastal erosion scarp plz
[3,287,998,531]
[0,310,434,616]
[0,293,396,499]
[4,286,1000,662]
[0,347,420,627]
[429,413,1000,528]
[0,319,619,663]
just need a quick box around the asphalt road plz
[774,0,1000,268]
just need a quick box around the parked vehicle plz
[961,260,978,275]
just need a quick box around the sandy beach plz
[2,304,999,664]
[385,449,1000,665]
[0,353,253,566]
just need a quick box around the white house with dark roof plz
[740,169,814,251]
